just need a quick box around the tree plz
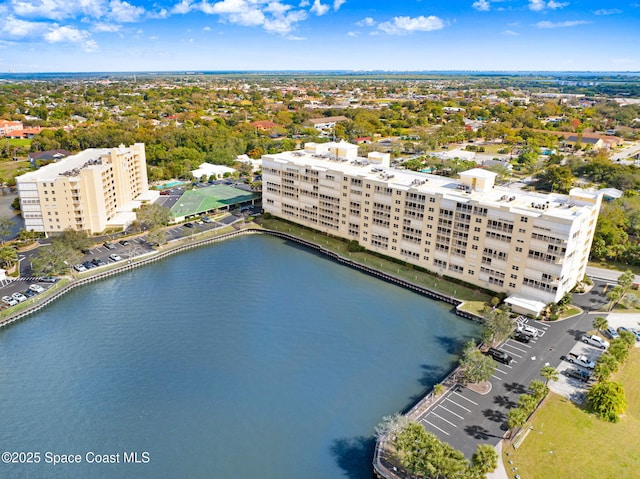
[529,379,549,401]
[608,338,632,363]
[374,413,410,440]
[587,381,626,423]
[31,240,82,275]
[481,307,514,345]
[507,407,527,431]
[458,340,496,384]
[593,352,619,382]
[135,203,173,230]
[0,245,18,270]
[0,217,15,244]
[534,165,575,193]
[58,228,93,252]
[540,366,559,386]
[471,444,498,474]
[146,227,168,247]
[593,316,608,335]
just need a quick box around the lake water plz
[0,234,480,478]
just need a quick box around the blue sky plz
[0,0,637,72]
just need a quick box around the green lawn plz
[257,217,491,304]
[503,348,640,479]
[0,159,31,181]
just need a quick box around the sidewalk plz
[487,440,509,479]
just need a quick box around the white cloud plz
[10,0,105,21]
[535,20,590,28]
[377,15,444,35]
[472,0,490,11]
[594,8,622,15]
[529,0,567,10]
[298,0,309,6]
[171,0,194,14]
[333,0,345,10]
[93,22,121,31]
[501,29,518,35]
[264,9,306,33]
[203,25,211,30]
[108,0,144,22]
[45,24,89,42]
[356,17,375,27]
[347,31,357,36]
[1,15,47,37]
[310,0,329,15]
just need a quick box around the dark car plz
[564,368,591,383]
[512,331,531,344]
[184,222,194,228]
[103,242,116,250]
[92,258,106,267]
[119,240,130,246]
[486,347,514,365]
[83,261,96,270]
[23,289,37,298]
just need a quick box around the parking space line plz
[430,411,458,427]
[453,391,478,406]
[505,342,530,353]
[491,374,503,381]
[445,397,471,413]
[422,419,450,436]
[500,347,524,359]
[438,404,464,419]
[494,366,509,374]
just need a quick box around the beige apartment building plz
[17,143,150,235]
[262,141,602,309]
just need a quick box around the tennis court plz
[170,185,258,219]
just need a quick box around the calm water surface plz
[0,235,480,478]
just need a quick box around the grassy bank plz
[257,217,491,304]
[503,348,640,479]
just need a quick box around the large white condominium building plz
[262,141,602,308]
[17,143,150,235]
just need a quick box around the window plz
[520,216,528,222]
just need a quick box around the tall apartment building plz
[17,143,149,235]
[262,141,602,309]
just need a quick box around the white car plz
[581,334,609,349]
[12,292,27,302]
[74,263,87,272]
[29,284,45,293]
[2,295,18,306]
[109,254,122,262]
[517,323,539,338]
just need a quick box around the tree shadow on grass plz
[330,436,377,479]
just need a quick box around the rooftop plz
[17,148,111,182]
[266,145,600,221]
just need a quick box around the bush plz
[263,212,272,219]
[347,240,365,252]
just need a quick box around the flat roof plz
[170,185,257,218]
[17,148,111,182]
[264,148,599,221]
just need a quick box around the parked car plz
[29,284,45,293]
[512,331,531,343]
[109,254,122,262]
[103,242,116,250]
[12,292,27,302]
[581,334,609,349]
[517,323,539,338]
[604,327,620,340]
[486,347,514,365]
[2,295,18,306]
[629,328,640,342]
[74,263,87,272]
[564,368,592,383]
[119,240,130,246]
[202,217,212,223]
[92,258,106,267]
[562,353,596,370]
[23,289,36,298]
[83,261,96,270]
[184,222,194,228]
[40,276,58,283]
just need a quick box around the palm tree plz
[593,316,608,335]
[540,365,559,386]
[0,245,17,270]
